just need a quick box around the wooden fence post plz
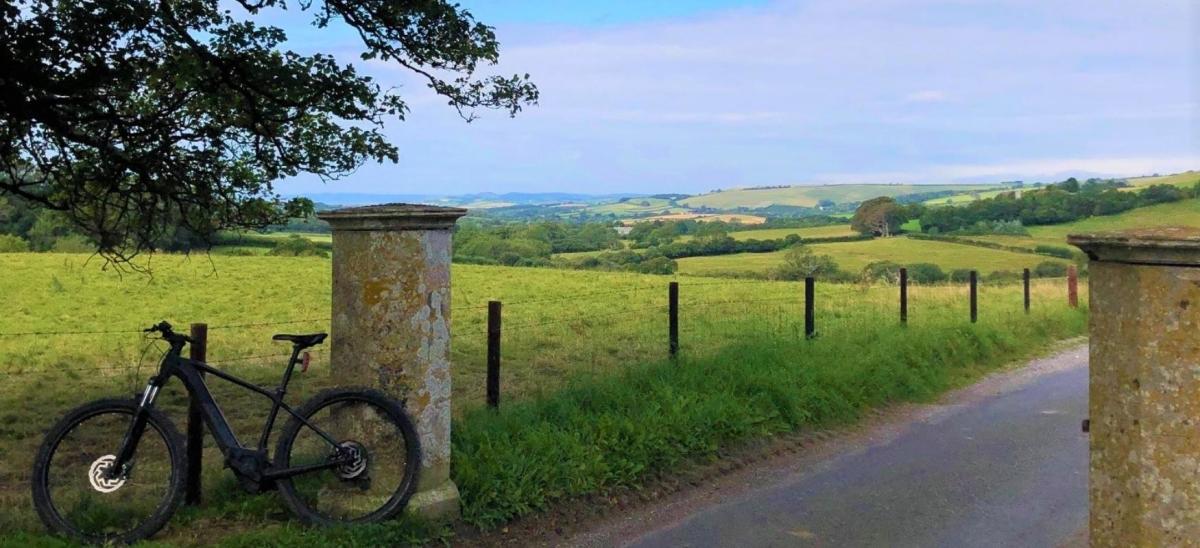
[1067,265,1078,308]
[487,301,501,409]
[805,277,815,339]
[969,270,978,323]
[1023,268,1031,313]
[669,282,679,359]
[186,323,207,506]
[899,267,908,325]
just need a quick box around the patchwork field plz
[962,199,1200,250]
[586,197,683,216]
[675,224,859,243]
[627,212,767,225]
[679,184,998,209]
[676,236,1067,276]
[728,225,858,241]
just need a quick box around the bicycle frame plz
[111,338,348,484]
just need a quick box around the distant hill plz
[1123,171,1199,190]
[959,198,1200,251]
[679,184,1000,209]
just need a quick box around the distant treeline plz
[917,178,1197,233]
[449,216,860,275]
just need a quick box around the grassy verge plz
[451,298,1087,527]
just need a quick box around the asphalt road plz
[628,345,1089,548]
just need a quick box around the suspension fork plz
[109,378,164,478]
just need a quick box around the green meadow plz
[679,184,998,209]
[1123,171,1200,190]
[962,198,1200,250]
[0,252,1087,545]
[676,236,1067,276]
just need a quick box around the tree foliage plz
[0,0,538,261]
[851,197,908,237]
[918,179,1191,233]
[770,244,841,281]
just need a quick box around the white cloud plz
[279,0,1199,194]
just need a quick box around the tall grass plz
[452,292,1086,526]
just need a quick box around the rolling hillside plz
[586,197,685,216]
[922,188,1016,206]
[962,198,1200,250]
[1123,171,1199,190]
[676,236,1067,276]
[676,224,858,242]
[679,184,998,209]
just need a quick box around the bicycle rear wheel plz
[275,388,420,525]
[31,398,185,544]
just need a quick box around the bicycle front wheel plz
[275,388,420,525]
[31,398,185,544]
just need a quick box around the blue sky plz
[274,0,1198,196]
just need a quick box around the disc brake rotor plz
[333,441,368,480]
[88,455,126,493]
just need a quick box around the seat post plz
[278,344,304,393]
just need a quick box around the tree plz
[851,197,904,237]
[1,1,538,261]
[772,244,840,281]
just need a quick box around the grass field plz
[629,212,767,224]
[922,188,1015,206]
[1123,170,1199,190]
[726,225,858,241]
[586,197,683,216]
[679,184,998,209]
[0,253,1088,545]
[676,236,1066,276]
[246,231,333,243]
[673,224,859,243]
[962,199,1200,250]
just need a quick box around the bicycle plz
[30,321,420,544]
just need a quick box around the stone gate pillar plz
[318,203,467,519]
[1069,227,1200,546]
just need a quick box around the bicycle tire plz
[275,388,420,526]
[31,398,186,544]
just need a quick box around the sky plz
[271,0,1199,196]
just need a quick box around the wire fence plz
[0,270,1085,412]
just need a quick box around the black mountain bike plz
[31,321,420,544]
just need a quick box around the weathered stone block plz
[1070,227,1200,546]
[318,204,467,520]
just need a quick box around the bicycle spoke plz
[43,409,175,539]
[285,398,412,521]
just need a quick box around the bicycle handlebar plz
[144,321,193,344]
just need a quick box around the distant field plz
[675,225,858,243]
[630,212,767,225]
[587,197,684,216]
[963,198,1200,250]
[256,231,332,243]
[679,184,998,209]
[676,236,1065,276]
[460,200,516,209]
[922,188,1016,206]
[1123,171,1199,190]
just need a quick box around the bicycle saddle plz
[271,333,328,348]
